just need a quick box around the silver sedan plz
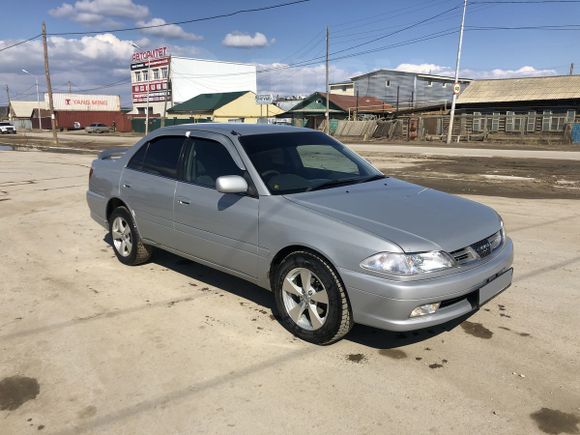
[87,124,513,344]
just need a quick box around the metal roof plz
[350,68,470,82]
[168,91,249,114]
[457,75,580,104]
[9,100,47,118]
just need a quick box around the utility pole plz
[161,60,172,128]
[446,0,468,145]
[5,85,10,119]
[67,81,72,93]
[325,26,330,134]
[396,85,400,114]
[570,63,575,75]
[145,59,151,135]
[41,21,58,145]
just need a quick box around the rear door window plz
[140,136,185,179]
[127,143,148,171]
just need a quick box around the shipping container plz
[46,93,121,112]
[55,111,132,132]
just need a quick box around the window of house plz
[182,138,243,188]
[135,71,141,82]
[427,81,433,87]
[472,112,482,132]
[141,136,185,179]
[566,110,576,123]
[161,67,169,79]
[542,110,552,131]
[385,80,391,88]
[142,70,148,81]
[505,111,516,132]
[551,115,566,132]
[491,112,500,132]
[153,69,160,80]
[527,111,536,132]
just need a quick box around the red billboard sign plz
[131,46,168,63]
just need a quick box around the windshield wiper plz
[306,174,386,192]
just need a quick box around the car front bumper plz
[340,238,514,331]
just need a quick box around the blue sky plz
[1,0,579,105]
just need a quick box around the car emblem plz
[472,240,492,258]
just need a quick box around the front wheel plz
[273,251,353,345]
[109,206,151,265]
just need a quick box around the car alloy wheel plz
[281,267,329,331]
[111,216,133,257]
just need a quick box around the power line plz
[473,0,580,3]
[468,24,580,30]
[48,0,311,36]
[0,34,41,53]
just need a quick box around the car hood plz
[284,178,501,253]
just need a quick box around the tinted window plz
[141,136,184,179]
[127,143,148,170]
[183,139,243,188]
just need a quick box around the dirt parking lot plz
[1,149,579,434]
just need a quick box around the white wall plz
[170,57,257,104]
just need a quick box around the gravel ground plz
[0,149,579,434]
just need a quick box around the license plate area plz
[478,268,513,306]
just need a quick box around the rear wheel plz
[273,251,353,345]
[109,206,151,265]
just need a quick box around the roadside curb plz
[3,143,99,155]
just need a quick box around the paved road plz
[1,149,578,434]
[350,143,580,161]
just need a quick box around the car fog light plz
[410,302,441,318]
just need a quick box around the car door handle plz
[122,184,131,189]
[178,199,190,205]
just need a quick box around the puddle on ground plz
[346,353,366,363]
[0,145,14,151]
[0,376,40,410]
[378,349,407,359]
[530,408,580,434]
[461,321,493,339]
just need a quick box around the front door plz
[172,136,259,279]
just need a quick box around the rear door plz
[120,135,186,247]
[172,136,259,279]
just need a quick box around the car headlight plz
[360,251,456,276]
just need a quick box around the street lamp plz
[131,42,151,135]
[22,69,42,131]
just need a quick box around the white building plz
[130,46,257,115]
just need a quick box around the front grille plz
[450,230,503,266]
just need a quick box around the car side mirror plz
[216,175,248,194]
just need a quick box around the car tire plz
[273,251,353,345]
[109,206,152,266]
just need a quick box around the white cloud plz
[136,18,203,41]
[394,63,558,79]
[222,32,272,48]
[257,63,352,96]
[50,0,149,23]
[0,34,136,105]
[395,63,454,76]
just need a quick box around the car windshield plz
[239,131,384,195]
[0,122,11,126]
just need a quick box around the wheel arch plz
[106,197,128,222]
[268,245,344,291]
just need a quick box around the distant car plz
[87,124,513,345]
[85,123,112,134]
[0,121,16,134]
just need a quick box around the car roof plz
[158,123,313,137]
